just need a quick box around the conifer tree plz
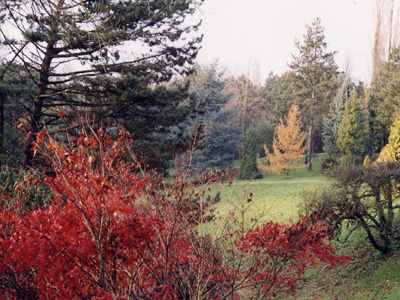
[322,76,352,167]
[186,63,242,172]
[0,0,203,166]
[289,18,338,170]
[370,46,400,150]
[238,129,262,180]
[0,62,36,164]
[377,114,400,162]
[260,104,306,177]
[263,71,299,124]
[337,92,368,165]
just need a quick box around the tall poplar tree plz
[289,18,338,170]
[0,0,203,166]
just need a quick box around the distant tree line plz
[2,2,400,181]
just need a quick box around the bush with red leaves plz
[0,123,349,299]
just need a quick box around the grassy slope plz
[208,154,400,299]
[298,229,400,300]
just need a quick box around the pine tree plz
[0,0,203,166]
[260,104,306,177]
[238,129,262,180]
[289,18,339,170]
[337,92,368,165]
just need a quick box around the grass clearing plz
[209,154,327,224]
[202,154,400,299]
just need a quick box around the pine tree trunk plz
[22,95,45,167]
[22,44,54,167]
[307,110,313,171]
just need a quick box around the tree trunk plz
[357,213,390,254]
[307,110,313,171]
[22,44,54,167]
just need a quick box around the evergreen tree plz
[370,46,400,151]
[377,114,400,162]
[251,119,275,156]
[238,129,262,180]
[263,71,299,124]
[0,62,36,165]
[188,63,242,172]
[322,76,352,167]
[337,92,368,165]
[260,104,306,177]
[289,18,339,170]
[123,79,198,172]
[191,109,242,172]
[0,0,203,166]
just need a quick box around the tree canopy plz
[337,91,368,165]
[0,0,203,166]
[187,63,242,173]
[370,46,400,150]
[289,18,339,170]
[322,76,352,167]
[377,113,400,162]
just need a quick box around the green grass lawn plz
[208,154,327,224]
[204,154,400,299]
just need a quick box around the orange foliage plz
[261,104,306,176]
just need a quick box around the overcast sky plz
[194,0,376,84]
[0,0,380,84]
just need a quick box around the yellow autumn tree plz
[377,113,400,162]
[260,104,307,177]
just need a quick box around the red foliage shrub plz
[0,124,349,299]
[236,216,350,298]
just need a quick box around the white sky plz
[1,0,379,85]
[194,0,376,84]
